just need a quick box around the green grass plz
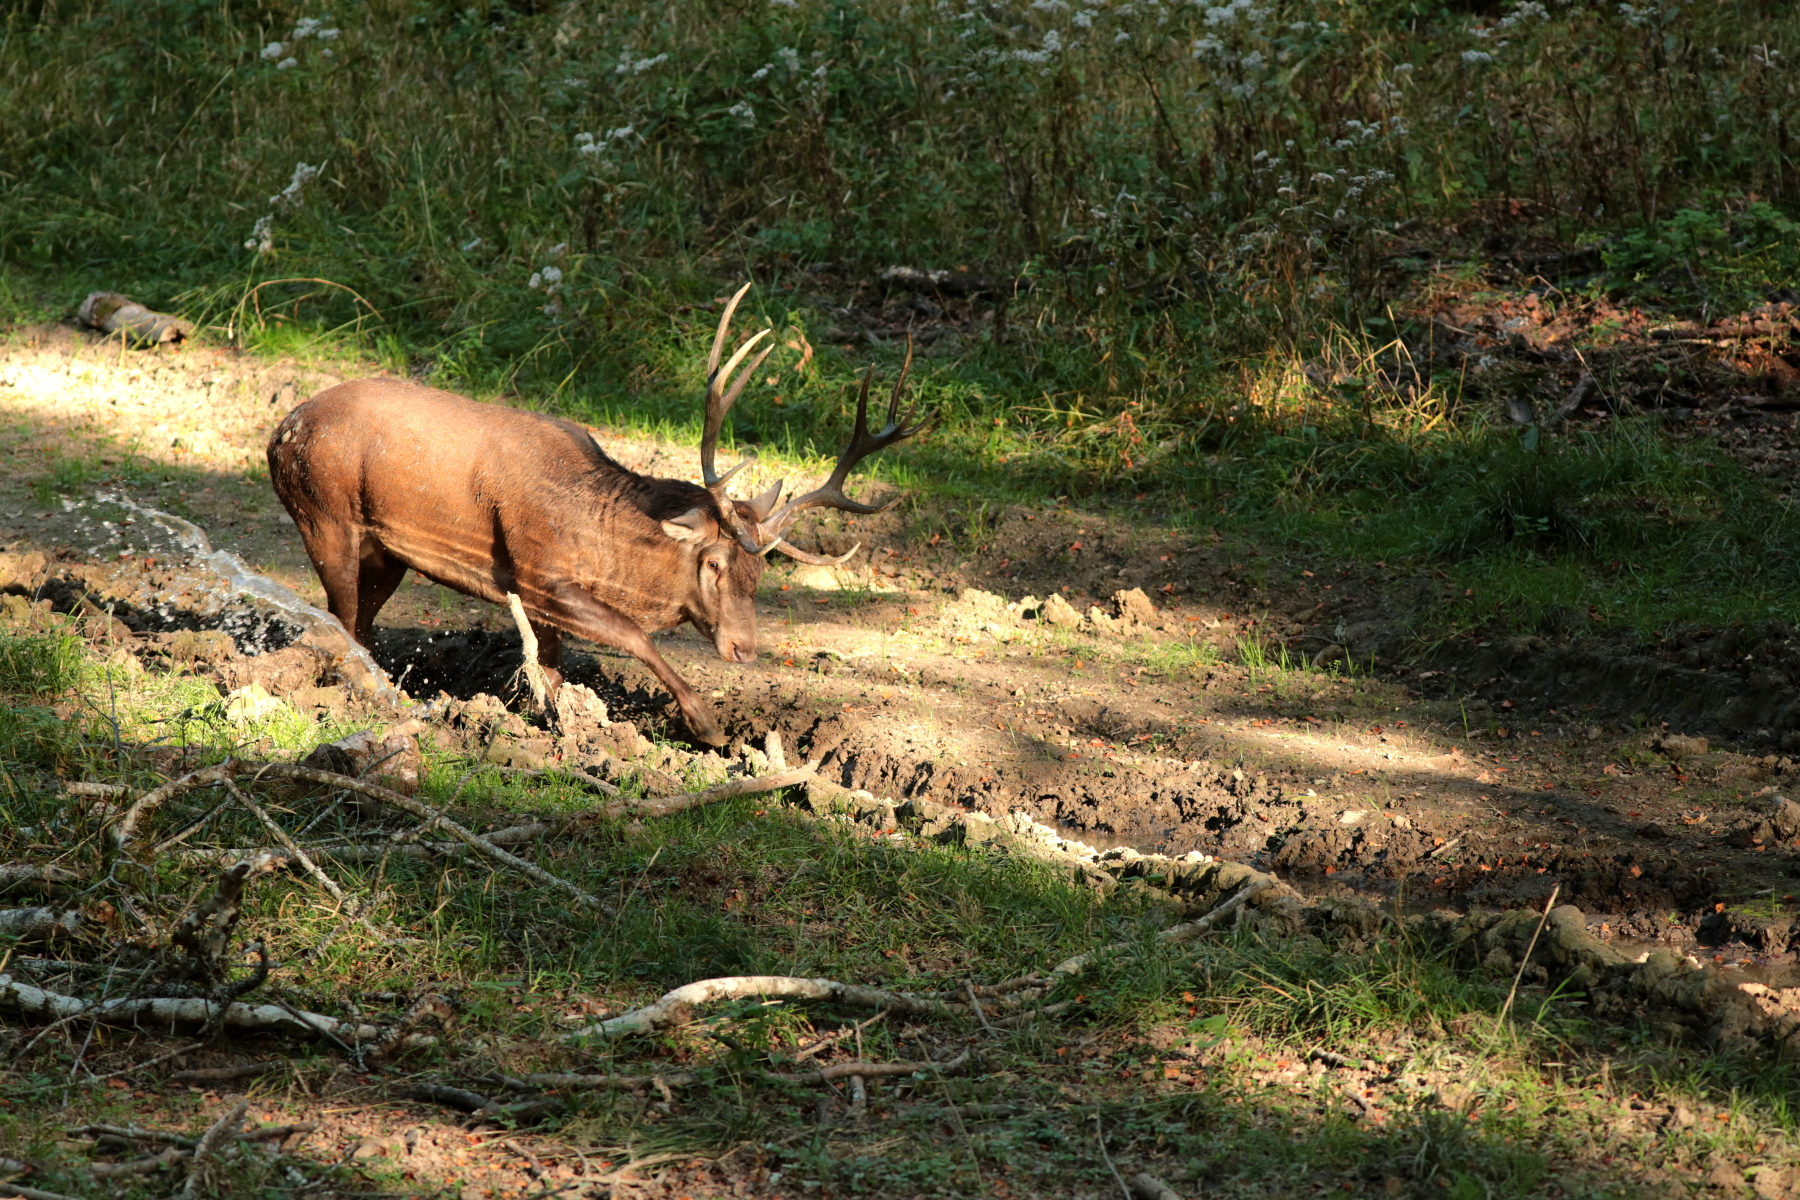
[7,624,1800,1195]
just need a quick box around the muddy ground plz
[8,318,1800,989]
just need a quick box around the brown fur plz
[267,378,767,745]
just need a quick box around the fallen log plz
[76,291,195,345]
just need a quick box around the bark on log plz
[76,292,195,345]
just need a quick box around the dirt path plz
[7,322,1800,977]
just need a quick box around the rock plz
[1112,587,1159,629]
[1750,1164,1791,1200]
[958,587,1008,615]
[0,551,47,591]
[1772,797,1800,842]
[556,683,612,737]
[1707,1158,1748,1195]
[223,682,287,723]
[289,685,349,713]
[485,736,552,770]
[1040,592,1083,628]
[169,629,237,665]
[1129,1173,1182,1200]
[302,727,424,795]
[1660,733,1709,759]
[1087,606,1120,633]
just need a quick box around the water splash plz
[96,490,401,706]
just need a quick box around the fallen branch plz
[89,1146,185,1178]
[778,1050,972,1085]
[76,291,195,345]
[1051,879,1276,976]
[112,763,235,848]
[183,1097,249,1197]
[168,1062,277,1084]
[0,864,88,896]
[0,908,81,939]
[248,763,606,910]
[518,1050,972,1091]
[563,975,966,1043]
[0,974,421,1044]
[608,760,818,818]
[0,1182,82,1200]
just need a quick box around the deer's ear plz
[660,507,715,543]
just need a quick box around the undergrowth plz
[4,4,1800,630]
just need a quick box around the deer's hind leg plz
[352,537,409,644]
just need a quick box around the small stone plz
[169,629,237,664]
[223,682,287,723]
[1660,733,1708,759]
[1040,592,1083,628]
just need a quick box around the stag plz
[267,284,926,744]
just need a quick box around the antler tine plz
[699,280,773,493]
[706,281,755,378]
[755,349,932,545]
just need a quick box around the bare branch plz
[113,763,235,849]
[562,973,966,1043]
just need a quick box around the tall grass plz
[3,1,1794,388]
[4,0,1800,632]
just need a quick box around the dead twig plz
[562,974,965,1043]
[0,974,412,1044]
[964,981,994,1034]
[168,1062,277,1084]
[248,762,606,910]
[89,1145,186,1178]
[182,1097,249,1197]
[1095,1113,1134,1200]
[112,763,236,849]
[1051,878,1277,976]
[608,760,819,817]
[793,1011,887,1063]
[1499,884,1561,1026]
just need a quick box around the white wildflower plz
[607,125,635,141]
[546,244,567,259]
[1462,49,1494,63]
[727,100,756,126]
[540,265,564,288]
[244,215,274,254]
[1114,29,1130,42]
[320,48,334,59]
[461,237,483,251]
[578,142,602,156]
[260,42,285,60]
[777,46,800,72]
[318,27,341,40]
[528,272,543,289]
[292,17,323,39]
[1240,48,1264,70]
[616,51,669,75]
[277,57,298,70]
[270,162,320,208]
[770,0,798,7]
[1030,0,1069,10]
[1394,62,1414,74]
[1072,10,1093,27]
[750,64,772,81]
[575,132,596,145]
